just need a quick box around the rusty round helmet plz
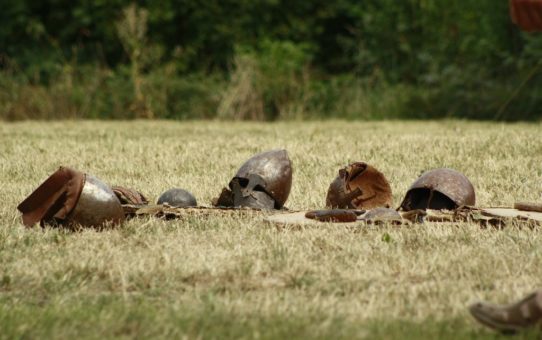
[326,162,393,209]
[399,168,475,211]
[214,149,293,209]
[157,188,197,207]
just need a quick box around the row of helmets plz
[215,149,475,212]
[17,167,197,230]
[16,149,475,229]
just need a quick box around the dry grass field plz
[1,120,542,339]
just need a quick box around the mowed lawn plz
[1,120,542,339]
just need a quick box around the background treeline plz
[1,0,542,121]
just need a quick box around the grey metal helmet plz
[67,175,125,228]
[234,149,292,206]
[399,168,475,211]
[157,188,197,207]
[213,149,293,209]
[229,173,276,209]
[17,167,124,229]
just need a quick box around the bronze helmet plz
[214,149,293,209]
[326,162,393,209]
[17,167,124,229]
[399,168,475,211]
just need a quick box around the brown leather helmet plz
[214,149,293,209]
[399,168,475,211]
[17,167,124,229]
[326,162,393,209]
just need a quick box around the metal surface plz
[325,176,362,209]
[326,162,393,209]
[361,207,402,222]
[233,149,292,208]
[157,188,197,207]
[305,209,358,222]
[514,201,542,213]
[17,166,85,227]
[230,175,276,209]
[68,175,125,228]
[400,168,475,211]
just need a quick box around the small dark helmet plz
[214,149,293,209]
[157,188,197,207]
[399,168,475,211]
[326,162,393,209]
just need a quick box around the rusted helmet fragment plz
[17,167,124,229]
[326,162,393,209]
[157,188,197,207]
[112,185,149,205]
[399,168,475,211]
[361,207,402,224]
[213,149,293,209]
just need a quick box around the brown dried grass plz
[0,120,541,338]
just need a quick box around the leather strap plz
[17,167,85,227]
[112,185,148,205]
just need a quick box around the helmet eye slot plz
[237,177,249,188]
[252,184,266,192]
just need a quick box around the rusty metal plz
[326,177,362,209]
[361,207,402,223]
[214,149,292,210]
[67,175,125,228]
[326,162,393,209]
[399,168,475,211]
[112,185,148,205]
[157,188,197,207]
[514,201,542,213]
[17,167,85,227]
[213,187,234,207]
[305,209,359,222]
[17,167,124,229]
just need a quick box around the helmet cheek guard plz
[230,174,276,209]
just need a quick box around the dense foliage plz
[1,0,541,120]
